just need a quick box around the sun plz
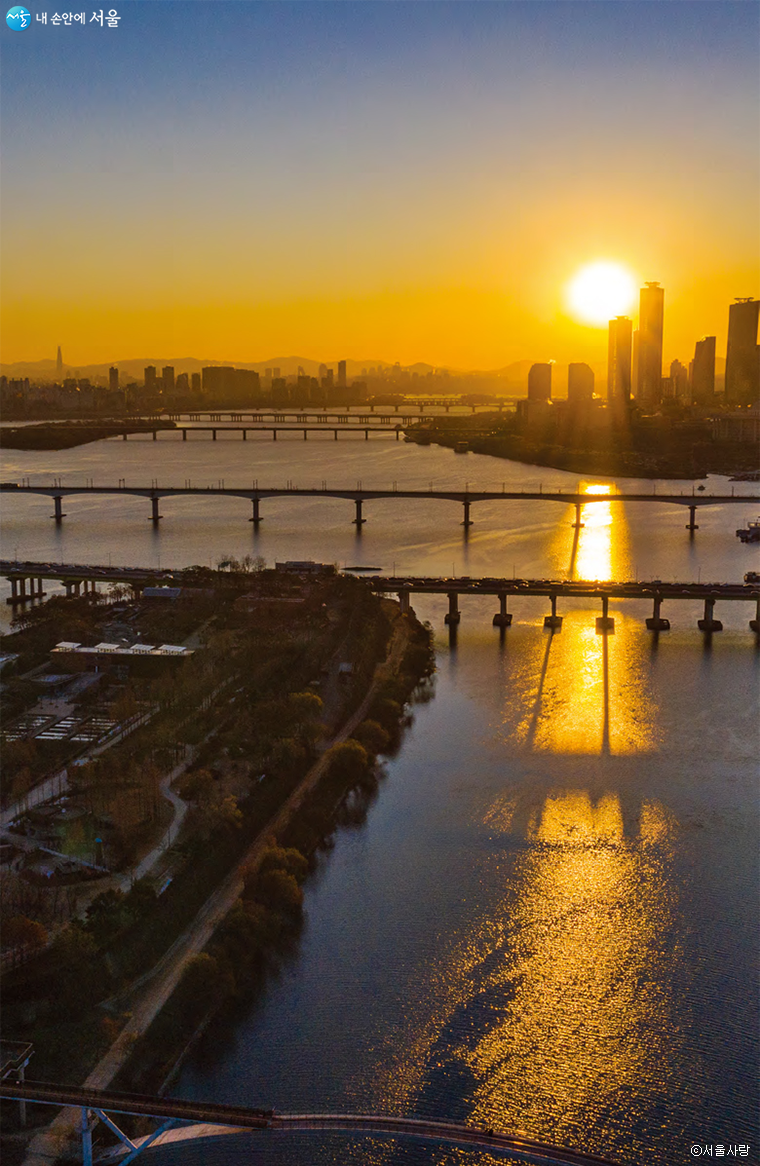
[566,261,636,327]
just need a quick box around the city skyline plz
[1,2,758,368]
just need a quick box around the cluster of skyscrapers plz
[526,287,759,415]
[607,286,759,412]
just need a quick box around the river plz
[1,433,758,1164]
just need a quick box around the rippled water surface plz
[1,435,758,1164]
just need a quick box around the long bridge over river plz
[0,1079,624,1165]
[2,481,757,531]
[1,560,758,632]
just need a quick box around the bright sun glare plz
[567,261,636,327]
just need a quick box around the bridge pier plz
[595,594,615,634]
[334,430,338,440]
[646,594,670,631]
[492,592,512,628]
[212,429,217,441]
[544,594,563,630]
[152,430,157,441]
[303,429,308,441]
[572,502,584,529]
[698,596,722,632]
[444,591,461,625]
[122,431,128,440]
[242,429,247,440]
[150,497,162,523]
[353,499,366,526]
[686,505,699,532]
[52,495,66,522]
[9,578,18,602]
[365,429,369,440]
[182,429,187,441]
[750,596,760,634]
[461,500,473,528]
[249,498,262,525]
[398,587,411,614]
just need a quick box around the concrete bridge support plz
[750,596,760,634]
[150,497,162,523]
[242,429,247,440]
[572,502,584,529]
[52,495,66,522]
[492,592,512,627]
[398,587,411,614]
[544,593,563,630]
[646,594,670,631]
[595,594,615,634]
[182,429,187,441]
[698,597,722,632]
[249,498,262,525]
[444,591,461,625]
[461,500,473,528]
[686,505,699,532]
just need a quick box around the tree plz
[352,719,390,758]
[2,915,47,967]
[324,740,370,783]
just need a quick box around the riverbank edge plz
[17,606,426,1166]
[0,422,176,451]
[406,428,758,480]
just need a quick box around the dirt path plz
[20,613,412,1166]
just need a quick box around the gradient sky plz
[1,1,758,369]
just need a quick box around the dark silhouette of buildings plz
[607,316,632,412]
[635,282,664,408]
[191,372,201,394]
[338,360,347,389]
[567,363,594,404]
[176,372,189,394]
[528,363,552,401]
[144,366,157,390]
[725,298,760,405]
[202,366,260,402]
[56,346,63,380]
[690,336,716,405]
[162,366,175,394]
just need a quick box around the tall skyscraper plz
[162,366,175,394]
[635,282,664,408]
[337,360,347,388]
[56,346,63,380]
[607,316,632,412]
[725,298,760,406]
[567,363,594,404]
[690,336,716,405]
[109,366,119,393]
[670,359,690,402]
[191,372,201,394]
[144,365,157,390]
[527,363,552,401]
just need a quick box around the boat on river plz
[736,517,760,542]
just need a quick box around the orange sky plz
[2,3,757,370]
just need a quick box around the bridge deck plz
[0,1081,622,1165]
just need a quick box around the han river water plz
[1,426,758,1165]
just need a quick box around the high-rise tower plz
[690,337,716,405]
[56,346,63,380]
[725,299,760,406]
[607,316,632,415]
[527,363,552,401]
[635,282,664,408]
